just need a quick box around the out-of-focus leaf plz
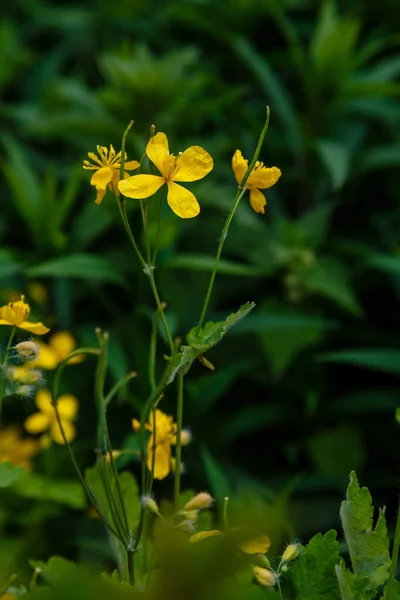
[298,203,335,248]
[368,254,400,277]
[14,473,86,508]
[340,471,391,589]
[220,404,286,440]
[307,425,366,480]
[331,389,400,415]
[0,250,23,280]
[315,140,351,190]
[201,446,230,501]
[360,145,400,172]
[318,349,400,375]
[164,254,268,277]
[298,258,362,316]
[0,461,24,487]
[25,253,125,285]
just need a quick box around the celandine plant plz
[0,111,399,599]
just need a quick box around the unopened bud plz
[184,492,213,512]
[281,564,288,572]
[256,554,271,569]
[178,519,196,532]
[132,418,141,432]
[252,566,276,587]
[141,495,159,515]
[15,341,40,361]
[182,510,198,522]
[282,543,300,562]
[181,429,192,446]
[16,384,34,397]
[105,450,121,462]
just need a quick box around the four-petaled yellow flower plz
[24,389,79,446]
[133,408,183,480]
[119,132,213,219]
[0,296,49,335]
[0,426,39,470]
[232,150,281,214]
[34,331,84,370]
[83,145,140,205]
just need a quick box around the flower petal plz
[18,321,50,335]
[34,342,59,369]
[166,181,200,219]
[239,534,271,555]
[90,167,114,190]
[188,530,224,543]
[146,132,170,174]
[35,389,54,415]
[173,146,213,182]
[249,187,267,214]
[57,394,79,419]
[24,412,51,434]
[124,160,140,171]
[119,175,165,199]
[248,165,281,189]
[147,440,171,480]
[232,150,248,185]
[51,420,76,444]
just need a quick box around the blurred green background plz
[2,0,400,580]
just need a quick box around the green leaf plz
[298,258,362,316]
[30,556,79,586]
[166,302,255,384]
[340,471,391,589]
[315,140,351,190]
[164,254,269,277]
[360,145,400,172]
[307,425,366,481]
[201,446,230,501]
[0,250,23,280]
[13,473,86,508]
[318,349,400,376]
[335,561,375,600]
[368,254,400,278]
[290,530,340,600]
[0,461,24,487]
[25,253,125,285]
[383,578,400,599]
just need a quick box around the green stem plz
[0,327,16,421]
[151,187,166,266]
[146,270,174,353]
[104,371,137,408]
[387,495,400,594]
[148,304,163,393]
[119,120,134,184]
[98,455,128,544]
[197,107,271,330]
[117,200,147,270]
[222,497,229,530]
[128,549,135,586]
[174,373,184,509]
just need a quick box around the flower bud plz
[180,429,192,445]
[15,341,40,361]
[281,564,288,572]
[282,543,300,562]
[132,418,141,432]
[252,566,276,587]
[141,495,159,515]
[184,492,214,512]
[256,554,271,569]
[178,519,196,532]
[182,510,198,522]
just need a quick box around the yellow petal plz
[146,132,170,174]
[132,418,141,432]
[248,165,281,190]
[118,175,165,199]
[57,394,79,420]
[147,441,171,480]
[239,534,271,555]
[24,412,51,434]
[249,187,267,214]
[90,166,113,191]
[50,331,75,358]
[124,160,140,170]
[188,530,224,543]
[232,149,248,185]
[95,188,106,205]
[173,146,214,182]
[51,420,76,444]
[18,321,50,335]
[166,181,200,219]
[35,389,54,415]
[34,342,59,369]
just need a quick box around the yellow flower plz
[24,389,78,445]
[118,132,213,219]
[189,528,270,555]
[232,149,281,214]
[0,296,49,335]
[34,331,84,370]
[83,145,140,205]
[0,426,39,470]
[132,408,179,480]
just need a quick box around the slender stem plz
[104,371,137,408]
[128,550,135,586]
[387,495,400,595]
[146,271,174,353]
[0,327,16,421]
[197,107,271,331]
[117,201,147,270]
[119,120,134,183]
[149,305,163,393]
[223,497,229,530]
[98,455,128,544]
[151,187,166,266]
[174,373,184,509]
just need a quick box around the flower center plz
[0,300,30,325]
[162,154,181,181]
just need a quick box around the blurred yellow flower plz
[83,145,140,205]
[0,426,39,470]
[0,296,49,335]
[119,132,213,219]
[232,149,281,214]
[189,528,270,555]
[24,389,78,445]
[34,331,84,370]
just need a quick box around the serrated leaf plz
[166,302,255,384]
[25,253,125,285]
[340,471,391,589]
[0,461,24,487]
[290,530,340,600]
[383,579,400,599]
[335,561,376,600]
